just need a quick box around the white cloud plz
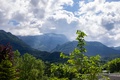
[75,0,120,46]
[41,17,79,40]
[0,0,120,46]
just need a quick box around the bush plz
[104,58,120,73]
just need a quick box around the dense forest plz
[0,30,120,80]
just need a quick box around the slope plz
[18,33,69,52]
[52,41,120,57]
[0,30,63,62]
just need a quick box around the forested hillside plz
[1,30,120,80]
[52,41,120,57]
[1,30,120,62]
[18,33,69,52]
[0,30,63,62]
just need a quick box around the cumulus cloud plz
[75,0,120,46]
[0,10,7,24]
[0,0,74,34]
[0,0,120,46]
[41,17,79,40]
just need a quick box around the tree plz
[104,58,120,73]
[50,30,105,80]
[14,51,46,80]
[0,44,17,80]
[0,44,14,62]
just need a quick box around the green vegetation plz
[14,51,47,80]
[1,30,120,80]
[104,58,120,73]
[0,44,17,80]
[50,30,103,80]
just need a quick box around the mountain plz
[0,30,33,55]
[51,41,120,57]
[18,33,69,52]
[111,46,120,50]
[1,30,120,62]
[0,30,63,62]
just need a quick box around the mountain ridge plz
[51,41,120,57]
[1,30,120,61]
[0,30,64,62]
[18,33,69,52]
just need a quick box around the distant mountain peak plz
[44,33,68,38]
[18,33,69,52]
[51,40,120,57]
[0,30,33,54]
[0,30,5,32]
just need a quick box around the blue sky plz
[0,0,120,47]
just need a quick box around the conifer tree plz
[0,44,17,80]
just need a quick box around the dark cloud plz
[32,8,45,19]
[12,12,26,22]
[29,0,47,19]
[102,20,114,30]
[30,0,40,6]
[30,0,47,7]
[101,12,118,31]
[0,11,7,24]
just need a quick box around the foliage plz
[50,63,76,80]
[0,44,14,62]
[0,44,17,80]
[0,60,17,80]
[50,30,103,80]
[104,58,120,73]
[0,30,112,80]
[14,51,46,80]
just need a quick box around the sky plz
[0,0,120,47]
